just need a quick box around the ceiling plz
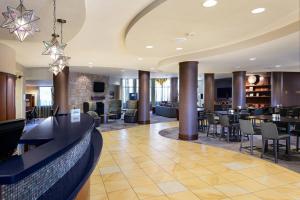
[0,0,299,75]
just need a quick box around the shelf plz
[246,85,271,87]
[246,91,271,93]
[246,96,271,98]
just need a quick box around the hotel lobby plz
[0,0,300,200]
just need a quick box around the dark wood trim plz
[179,133,198,141]
[138,120,150,125]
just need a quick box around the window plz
[39,87,53,106]
[121,79,138,104]
[155,79,170,102]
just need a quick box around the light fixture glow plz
[176,47,183,51]
[145,45,153,49]
[1,0,40,42]
[249,57,256,61]
[251,8,266,14]
[275,65,281,68]
[203,0,218,8]
[138,57,143,61]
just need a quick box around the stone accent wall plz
[69,72,109,113]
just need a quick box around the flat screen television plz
[129,93,138,100]
[93,82,105,92]
[217,87,232,99]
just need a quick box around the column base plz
[138,120,150,124]
[178,133,198,141]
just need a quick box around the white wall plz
[15,63,25,118]
[24,67,52,81]
[0,43,16,74]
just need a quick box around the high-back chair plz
[239,119,260,154]
[206,113,218,138]
[219,115,231,142]
[260,122,290,163]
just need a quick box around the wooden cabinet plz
[0,72,16,121]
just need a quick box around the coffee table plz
[100,113,117,124]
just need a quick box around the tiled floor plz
[91,122,300,200]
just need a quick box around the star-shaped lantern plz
[52,55,70,70]
[42,34,67,60]
[1,0,40,42]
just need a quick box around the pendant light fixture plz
[1,0,40,42]
[42,0,66,60]
[49,18,70,75]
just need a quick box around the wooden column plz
[179,61,198,140]
[204,73,215,112]
[170,77,178,102]
[138,70,150,124]
[232,71,246,109]
[0,72,16,121]
[151,79,156,107]
[53,67,69,115]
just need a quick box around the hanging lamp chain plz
[53,0,56,36]
[60,21,63,43]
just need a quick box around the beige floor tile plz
[221,172,248,182]
[148,172,176,183]
[107,188,138,200]
[142,195,169,200]
[253,175,288,187]
[158,181,187,194]
[236,179,267,192]
[100,166,121,175]
[192,187,227,200]
[104,179,131,193]
[167,191,200,200]
[102,172,126,182]
[179,177,209,190]
[254,189,293,200]
[90,193,108,200]
[198,174,231,186]
[231,194,262,200]
[133,184,164,199]
[214,183,249,197]
[91,183,106,195]
[127,176,155,187]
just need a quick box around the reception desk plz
[0,114,103,200]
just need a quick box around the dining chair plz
[260,122,290,163]
[219,115,231,142]
[206,113,218,138]
[239,119,261,154]
[291,124,300,151]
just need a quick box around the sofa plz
[108,100,122,119]
[124,100,138,123]
[155,102,178,118]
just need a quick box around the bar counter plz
[0,114,103,200]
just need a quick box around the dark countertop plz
[0,114,95,184]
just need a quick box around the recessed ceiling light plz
[249,57,256,61]
[138,57,143,61]
[88,62,93,67]
[145,45,153,49]
[251,7,266,14]
[235,66,241,69]
[176,47,183,51]
[203,0,218,8]
[275,65,281,68]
